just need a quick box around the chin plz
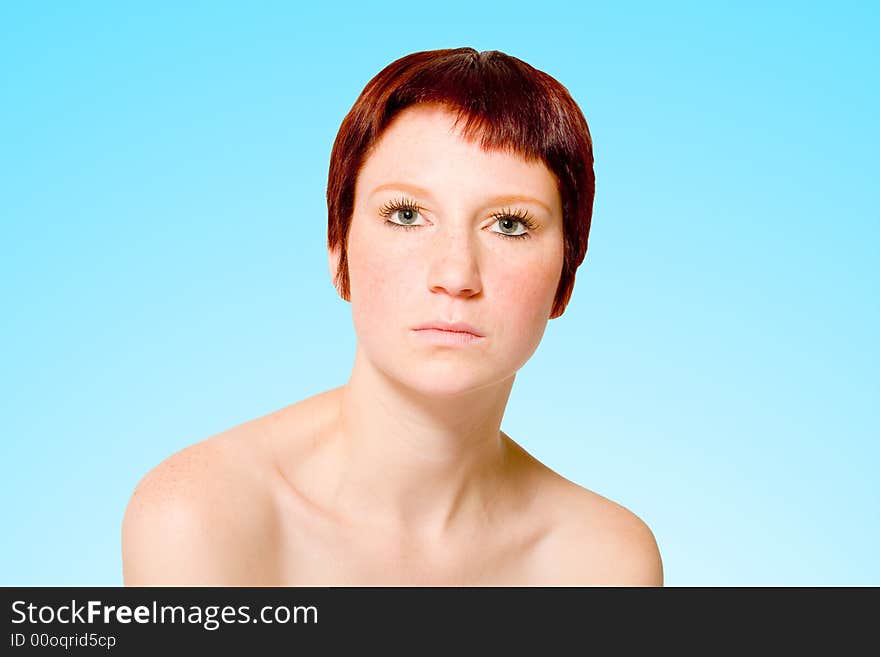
[387,360,510,399]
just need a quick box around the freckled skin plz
[341,104,565,397]
[123,104,664,587]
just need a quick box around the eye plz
[489,208,538,241]
[379,197,426,230]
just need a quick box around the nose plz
[426,226,483,298]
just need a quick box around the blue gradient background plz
[1,2,877,586]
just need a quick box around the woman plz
[122,47,663,586]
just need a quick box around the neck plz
[324,344,516,540]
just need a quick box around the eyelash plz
[378,196,537,241]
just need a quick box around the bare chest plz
[274,534,544,586]
[264,494,557,586]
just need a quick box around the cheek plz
[347,227,410,337]
[496,246,564,371]
[492,249,562,330]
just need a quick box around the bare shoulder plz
[121,428,280,586]
[530,472,664,586]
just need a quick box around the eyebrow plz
[369,182,554,215]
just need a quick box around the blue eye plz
[378,197,535,241]
[380,200,423,229]
[490,212,533,239]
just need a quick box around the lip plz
[412,328,485,346]
[412,321,485,337]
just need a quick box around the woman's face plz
[334,103,564,397]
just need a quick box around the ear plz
[328,243,342,293]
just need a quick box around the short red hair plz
[327,47,595,319]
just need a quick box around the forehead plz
[356,105,560,206]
